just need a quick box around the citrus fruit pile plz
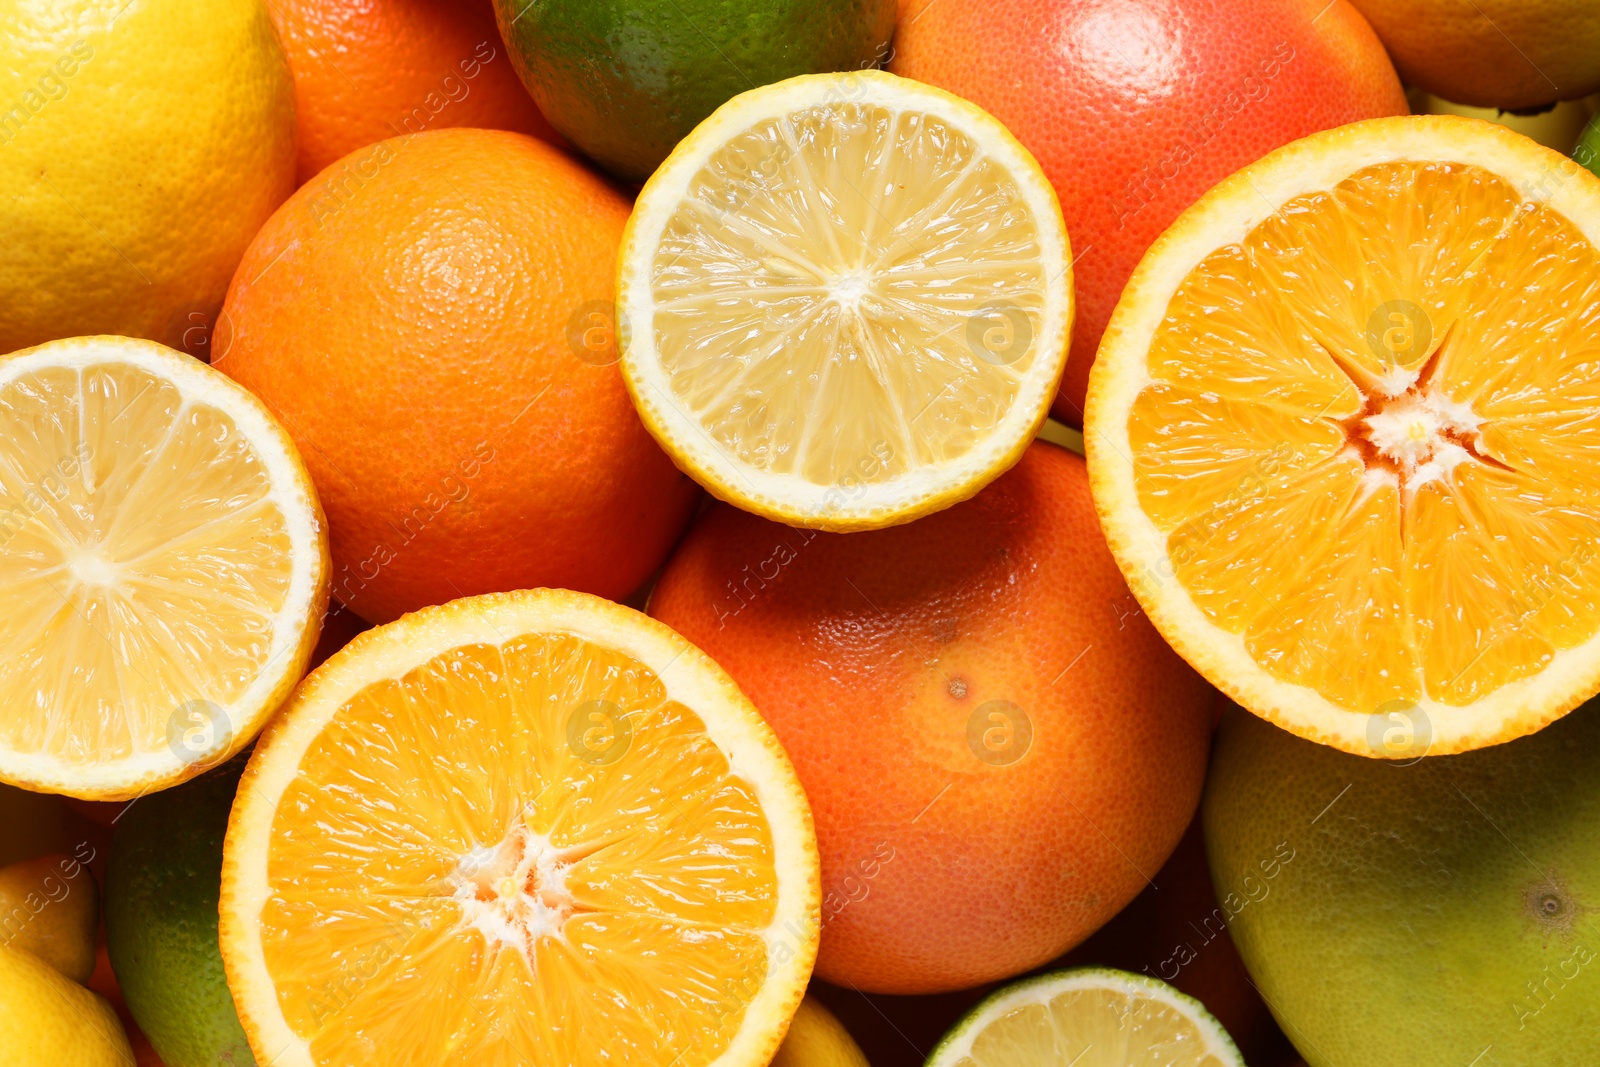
[4,3,1600,1067]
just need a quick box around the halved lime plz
[926,967,1244,1067]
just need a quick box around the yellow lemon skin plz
[0,942,133,1067]
[0,0,295,355]
[0,853,98,984]
[771,996,870,1067]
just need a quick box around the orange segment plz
[221,590,818,1067]
[1088,116,1600,755]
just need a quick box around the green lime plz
[1577,114,1600,179]
[106,754,254,1067]
[492,0,896,182]
[1204,703,1600,1067]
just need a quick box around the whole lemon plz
[0,852,98,984]
[0,942,133,1067]
[0,0,295,355]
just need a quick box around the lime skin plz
[1577,115,1600,179]
[1204,701,1600,1067]
[492,0,896,182]
[105,753,255,1067]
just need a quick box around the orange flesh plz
[1130,161,1600,712]
[0,362,291,763]
[260,632,778,1066]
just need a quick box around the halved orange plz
[1087,116,1600,757]
[220,589,820,1067]
[0,336,328,799]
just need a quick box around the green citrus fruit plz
[106,754,253,1067]
[491,0,896,181]
[1204,702,1600,1067]
[1578,114,1600,179]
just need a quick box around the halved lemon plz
[925,968,1244,1067]
[0,336,328,799]
[220,589,820,1067]
[1087,116,1600,757]
[618,69,1072,531]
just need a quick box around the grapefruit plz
[1347,0,1600,110]
[890,0,1406,424]
[268,0,562,184]
[1087,116,1600,756]
[215,128,699,623]
[1205,700,1600,1066]
[649,440,1215,993]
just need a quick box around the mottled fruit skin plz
[650,442,1214,993]
[1348,0,1600,110]
[106,754,253,1067]
[269,0,562,184]
[891,0,1406,425]
[492,0,897,182]
[216,128,700,623]
[1205,703,1600,1067]
[1578,117,1600,181]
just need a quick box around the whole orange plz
[268,0,561,184]
[649,441,1214,993]
[216,128,699,624]
[890,0,1406,425]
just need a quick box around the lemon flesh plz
[927,968,1243,1067]
[0,337,327,798]
[621,70,1071,530]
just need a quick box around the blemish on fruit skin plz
[1525,877,1580,936]
[948,676,969,699]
